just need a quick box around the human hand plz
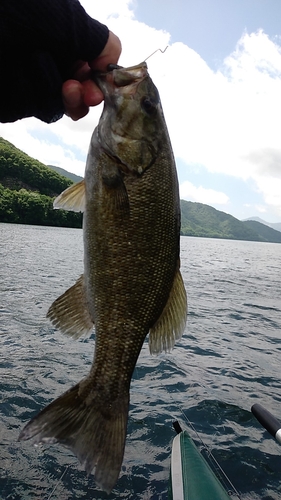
[62,31,121,121]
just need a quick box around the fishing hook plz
[144,46,169,61]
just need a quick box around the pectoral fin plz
[102,168,130,216]
[149,268,187,354]
[54,180,85,212]
[47,275,93,339]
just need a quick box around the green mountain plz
[242,220,281,243]
[243,216,281,233]
[180,200,280,243]
[0,137,82,227]
[0,136,280,242]
[48,165,83,184]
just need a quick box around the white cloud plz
[224,29,281,82]
[159,32,281,176]
[254,204,268,214]
[79,0,134,23]
[180,181,229,206]
[255,176,281,217]
[159,31,281,218]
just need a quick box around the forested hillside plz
[48,165,83,184]
[180,200,280,242]
[243,220,281,243]
[0,138,82,227]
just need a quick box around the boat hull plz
[169,430,231,500]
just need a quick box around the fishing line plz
[162,384,242,499]
[178,407,241,499]
[45,463,70,500]
[144,46,168,61]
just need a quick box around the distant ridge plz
[243,216,281,233]
[242,220,281,243]
[48,165,83,184]
[180,200,281,243]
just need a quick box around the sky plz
[1,0,281,222]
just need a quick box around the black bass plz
[19,62,187,493]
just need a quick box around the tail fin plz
[19,381,129,494]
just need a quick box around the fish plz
[19,62,187,493]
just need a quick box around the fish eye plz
[141,97,157,114]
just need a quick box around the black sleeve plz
[0,0,109,123]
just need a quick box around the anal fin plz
[149,268,187,354]
[47,275,93,339]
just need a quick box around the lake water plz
[1,223,281,500]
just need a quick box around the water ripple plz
[1,226,281,499]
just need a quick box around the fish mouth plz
[92,62,148,95]
[93,61,159,176]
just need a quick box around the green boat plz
[168,422,232,500]
[169,403,281,500]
